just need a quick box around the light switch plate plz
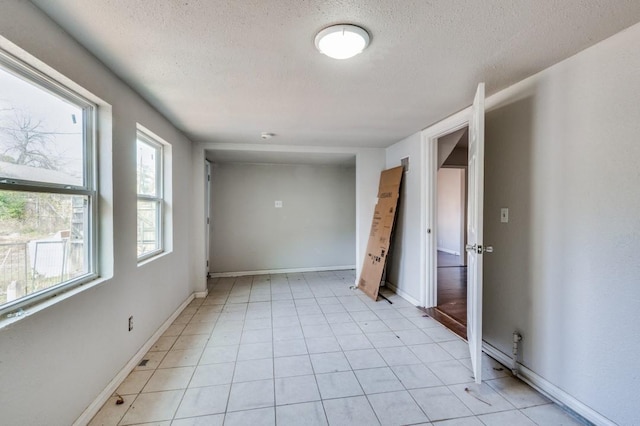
[275,200,283,208]
[501,208,509,223]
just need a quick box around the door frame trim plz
[421,110,471,308]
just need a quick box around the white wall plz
[0,2,196,424]
[437,168,464,255]
[481,22,640,426]
[210,162,355,272]
[385,132,423,304]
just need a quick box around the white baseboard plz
[437,247,460,256]
[482,342,613,426]
[384,281,421,306]
[194,289,209,298]
[210,265,356,278]
[73,293,196,426]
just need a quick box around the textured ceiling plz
[31,1,640,148]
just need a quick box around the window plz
[136,130,164,260]
[0,50,96,317]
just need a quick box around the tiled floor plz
[90,270,583,426]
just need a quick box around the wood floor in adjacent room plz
[89,270,580,425]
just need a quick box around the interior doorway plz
[425,126,469,338]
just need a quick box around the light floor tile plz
[233,358,273,382]
[377,346,422,366]
[224,407,275,426]
[310,352,351,374]
[306,336,341,354]
[275,374,321,405]
[171,414,224,425]
[322,396,380,426]
[478,409,537,425]
[227,379,275,412]
[427,359,475,385]
[276,401,328,426]
[520,404,584,425]
[410,343,455,363]
[448,382,515,415]
[241,329,272,344]
[274,338,308,357]
[391,364,443,389]
[367,390,429,426]
[354,367,404,394]
[117,370,153,395]
[434,417,483,426]
[88,395,133,426]
[486,376,551,408]
[274,354,314,378]
[174,385,230,418]
[344,349,387,370]
[143,367,194,392]
[199,345,238,365]
[158,348,203,369]
[120,390,183,425]
[236,342,273,361]
[335,333,374,351]
[316,371,363,399]
[189,362,234,387]
[93,271,580,426]
[410,386,473,421]
[135,351,167,371]
[394,329,433,346]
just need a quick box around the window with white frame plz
[136,130,164,260]
[0,50,97,317]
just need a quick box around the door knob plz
[466,244,493,254]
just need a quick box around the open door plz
[466,83,486,384]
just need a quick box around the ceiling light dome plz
[315,24,370,60]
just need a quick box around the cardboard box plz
[357,165,403,301]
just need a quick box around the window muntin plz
[136,132,163,260]
[0,50,96,317]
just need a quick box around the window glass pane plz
[0,67,84,187]
[137,200,159,256]
[137,141,157,197]
[0,190,89,305]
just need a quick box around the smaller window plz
[136,130,164,260]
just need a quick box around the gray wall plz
[483,22,640,425]
[0,2,196,424]
[385,21,640,425]
[210,162,355,272]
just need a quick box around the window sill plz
[137,249,171,267]
[0,275,110,331]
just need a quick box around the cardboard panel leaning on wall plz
[358,166,403,300]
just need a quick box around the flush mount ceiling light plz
[315,24,370,60]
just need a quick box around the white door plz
[205,161,211,276]
[466,83,485,384]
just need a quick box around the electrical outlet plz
[275,200,283,208]
[128,316,133,332]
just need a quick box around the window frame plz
[0,48,98,319]
[136,129,164,262]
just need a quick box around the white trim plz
[384,281,421,306]
[437,247,460,256]
[482,342,613,426]
[73,293,196,426]
[194,289,209,298]
[209,265,356,278]
[422,117,470,308]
